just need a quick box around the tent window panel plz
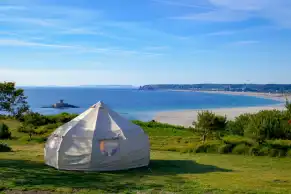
[100,140,119,156]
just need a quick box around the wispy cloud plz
[60,28,101,35]
[151,0,214,10]
[231,40,259,46]
[168,0,291,28]
[0,17,58,27]
[172,10,250,22]
[144,46,169,51]
[0,39,84,49]
[0,39,163,57]
[0,31,17,36]
[0,4,101,27]
[206,30,236,36]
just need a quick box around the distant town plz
[139,84,291,93]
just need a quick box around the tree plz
[193,111,227,143]
[0,82,29,119]
[22,112,47,126]
[0,123,11,139]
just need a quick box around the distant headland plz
[139,84,291,93]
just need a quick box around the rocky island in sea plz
[42,100,79,109]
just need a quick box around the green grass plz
[2,145,291,193]
[2,119,291,193]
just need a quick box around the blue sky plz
[0,0,291,86]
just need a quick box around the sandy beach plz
[154,91,291,127]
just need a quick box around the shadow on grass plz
[0,159,232,193]
[148,159,232,174]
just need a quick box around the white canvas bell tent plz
[44,101,150,171]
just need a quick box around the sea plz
[21,87,281,121]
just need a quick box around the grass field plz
[2,144,291,193]
[2,119,291,193]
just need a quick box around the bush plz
[195,142,220,153]
[226,114,252,136]
[244,110,290,142]
[232,144,250,155]
[45,113,78,124]
[286,149,291,157]
[268,149,286,157]
[17,125,35,133]
[266,139,291,150]
[17,136,47,143]
[193,111,227,142]
[258,146,270,156]
[223,135,255,146]
[286,99,291,114]
[218,144,233,154]
[22,112,47,126]
[249,145,260,156]
[0,142,12,152]
[0,123,11,139]
[33,123,60,135]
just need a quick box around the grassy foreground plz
[1,145,291,193]
[2,119,291,193]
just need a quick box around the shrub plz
[45,113,78,124]
[218,144,233,154]
[22,112,47,126]
[33,126,49,135]
[266,139,291,150]
[249,145,260,156]
[0,142,12,152]
[258,146,270,156]
[223,135,255,146]
[232,144,250,155]
[244,110,289,142]
[17,125,35,133]
[286,99,291,114]
[286,149,291,157]
[193,111,227,142]
[33,123,60,135]
[195,142,220,153]
[268,149,286,157]
[18,136,47,143]
[226,114,252,136]
[0,123,11,139]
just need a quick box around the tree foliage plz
[0,82,29,119]
[226,114,252,136]
[193,111,227,142]
[0,123,11,139]
[244,110,291,142]
[286,99,291,115]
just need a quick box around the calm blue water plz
[23,87,281,121]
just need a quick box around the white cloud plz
[173,10,249,22]
[169,0,291,28]
[0,39,80,49]
[0,39,163,57]
[144,46,169,51]
[0,17,58,27]
[209,0,270,11]
[206,30,236,36]
[151,0,213,9]
[0,5,27,11]
[231,40,259,46]
[60,28,101,35]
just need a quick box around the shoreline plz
[154,91,289,127]
[167,90,291,102]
